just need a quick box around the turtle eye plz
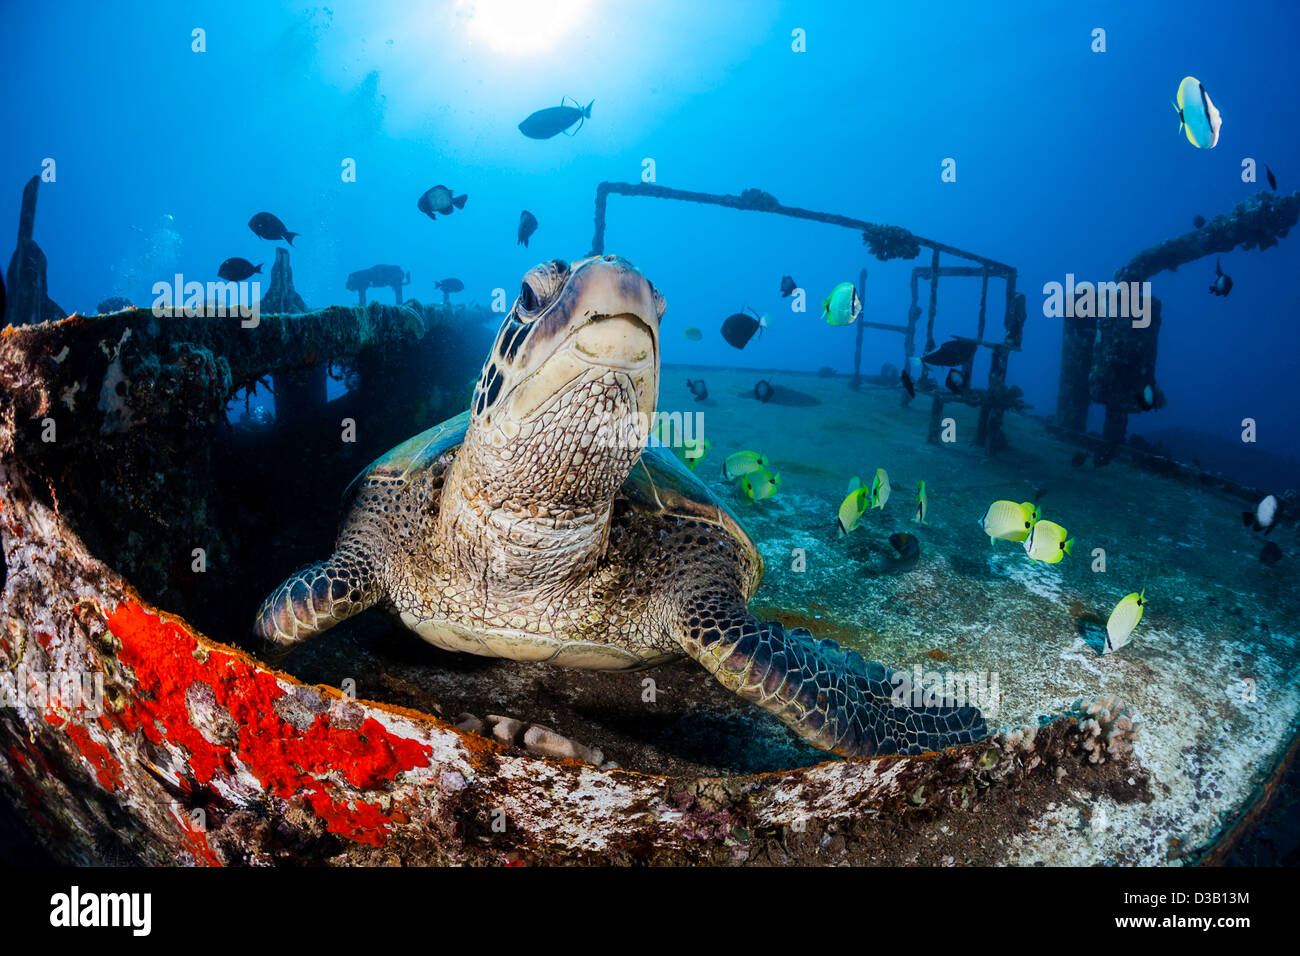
[518,281,540,316]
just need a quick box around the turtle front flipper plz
[253,544,384,655]
[672,593,986,758]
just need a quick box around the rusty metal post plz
[924,248,940,354]
[927,395,945,444]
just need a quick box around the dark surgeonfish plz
[779,275,798,297]
[1260,541,1283,566]
[900,367,915,398]
[686,379,708,402]
[1209,257,1233,296]
[720,309,764,349]
[518,97,593,139]
[418,185,468,220]
[436,278,465,294]
[248,211,298,245]
[883,532,921,573]
[945,368,967,394]
[217,257,262,281]
[921,338,978,367]
[517,210,538,247]
[754,379,774,403]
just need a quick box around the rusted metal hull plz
[0,459,1141,865]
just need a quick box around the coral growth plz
[1068,695,1139,765]
[862,223,921,260]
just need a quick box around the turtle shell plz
[342,409,470,505]
[624,446,764,594]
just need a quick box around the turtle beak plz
[573,313,655,371]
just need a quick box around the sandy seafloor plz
[658,362,1300,865]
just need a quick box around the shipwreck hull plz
[0,308,1143,866]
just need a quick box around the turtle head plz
[461,255,664,514]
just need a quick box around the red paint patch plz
[174,809,223,866]
[63,722,124,790]
[106,602,432,846]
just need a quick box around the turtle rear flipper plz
[673,594,986,758]
[254,545,383,657]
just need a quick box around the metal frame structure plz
[588,181,1025,448]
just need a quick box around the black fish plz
[217,257,262,281]
[720,309,762,350]
[518,98,593,139]
[754,379,774,403]
[1266,164,1277,191]
[517,210,538,247]
[1193,215,1206,228]
[1209,257,1233,296]
[816,366,837,378]
[1260,541,1283,566]
[686,379,708,402]
[900,367,915,398]
[883,532,921,573]
[418,185,467,220]
[945,368,966,393]
[436,278,465,293]
[921,338,978,367]
[779,275,797,297]
[248,212,298,245]
[1071,451,1089,468]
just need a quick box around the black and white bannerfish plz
[720,309,765,349]
[418,185,468,220]
[1208,257,1233,296]
[518,97,593,139]
[1174,75,1222,149]
[1137,383,1167,411]
[1243,494,1279,535]
[779,275,798,297]
[686,379,708,402]
[517,210,538,247]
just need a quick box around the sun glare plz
[462,0,592,56]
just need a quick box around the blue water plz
[3,0,1299,484]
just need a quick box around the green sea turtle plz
[254,255,985,757]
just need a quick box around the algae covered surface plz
[660,363,1300,864]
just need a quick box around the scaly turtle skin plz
[255,255,985,757]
